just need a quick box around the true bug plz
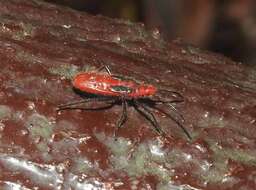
[57,65,191,140]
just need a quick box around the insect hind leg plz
[57,97,116,111]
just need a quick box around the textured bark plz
[0,0,256,189]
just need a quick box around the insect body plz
[58,66,191,140]
[73,72,157,98]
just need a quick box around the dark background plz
[46,0,256,65]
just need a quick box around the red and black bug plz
[57,65,191,140]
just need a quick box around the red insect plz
[58,66,191,140]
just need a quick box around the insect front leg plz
[133,100,165,136]
[156,102,185,123]
[151,89,186,129]
[149,104,192,140]
[153,89,185,104]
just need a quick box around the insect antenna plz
[96,65,112,75]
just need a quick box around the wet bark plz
[0,0,255,189]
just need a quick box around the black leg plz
[57,98,92,110]
[57,97,116,111]
[151,105,192,140]
[142,99,185,123]
[153,89,184,104]
[133,100,165,136]
[165,103,185,123]
[114,99,128,137]
[154,99,184,104]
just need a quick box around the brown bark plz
[0,0,255,189]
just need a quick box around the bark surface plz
[0,0,256,189]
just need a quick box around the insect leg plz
[164,103,185,123]
[57,99,92,110]
[151,105,192,140]
[151,91,185,124]
[154,89,184,103]
[57,97,115,111]
[114,99,128,137]
[133,100,165,136]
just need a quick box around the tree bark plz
[0,0,255,189]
